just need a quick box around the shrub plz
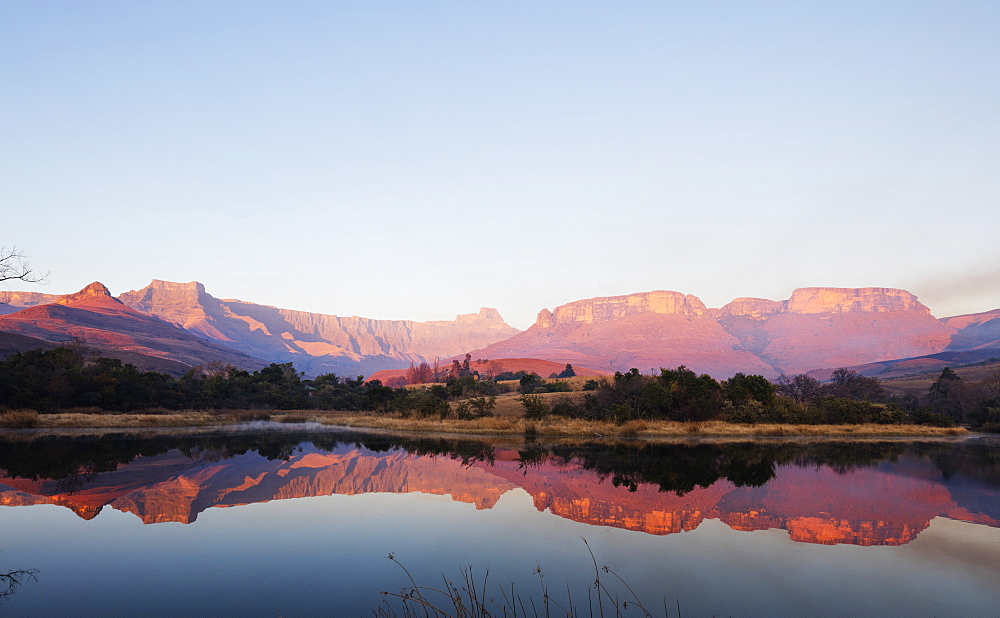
[467,396,496,417]
[549,396,581,417]
[542,380,572,393]
[518,374,544,394]
[518,393,550,419]
[400,390,451,419]
[727,399,766,424]
[911,409,955,427]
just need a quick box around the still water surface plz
[1,425,998,616]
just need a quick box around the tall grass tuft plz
[374,538,677,617]
[0,409,40,428]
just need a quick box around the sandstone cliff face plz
[749,287,955,374]
[785,287,930,314]
[542,291,708,325]
[118,280,521,377]
[475,287,963,377]
[472,291,776,377]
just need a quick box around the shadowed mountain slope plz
[944,309,1000,351]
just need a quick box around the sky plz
[2,1,998,329]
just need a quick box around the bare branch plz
[1,568,39,602]
[0,246,49,285]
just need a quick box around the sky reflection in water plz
[1,429,998,616]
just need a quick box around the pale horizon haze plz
[3,1,998,329]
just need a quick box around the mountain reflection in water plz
[1,430,998,546]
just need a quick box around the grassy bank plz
[321,414,968,437]
[0,407,969,437]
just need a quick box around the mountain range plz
[2,280,999,379]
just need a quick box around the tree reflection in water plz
[0,565,38,603]
[0,430,997,496]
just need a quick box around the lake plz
[1,425,998,616]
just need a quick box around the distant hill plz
[808,347,1000,382]
[943,309,1000,350]
[878,357,1000,398]
[0,290,61,315]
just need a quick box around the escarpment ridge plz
[1,281,997,378]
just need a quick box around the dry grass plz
[0,405,969,437]
[30,412,225,428]
[320,414,968,438]
[0,409,41,428]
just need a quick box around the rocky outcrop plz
[785,287,931,314]
[543,291,708,325]
[118,280,521,377]
[55,281,116,306]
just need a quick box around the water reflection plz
[1,429,998,546]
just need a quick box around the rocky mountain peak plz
[786,287,929,315]
[56,282,115,305]
[151,279,206,294]
[454,307,508,325]
[535,308,555,328]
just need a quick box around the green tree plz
[825,368,885,401]
[722,373,776,406]
[928,367,970,423]
[776,374,823,404]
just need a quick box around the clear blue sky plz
[3,1,998,329]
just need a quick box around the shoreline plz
[0,409,970,438]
